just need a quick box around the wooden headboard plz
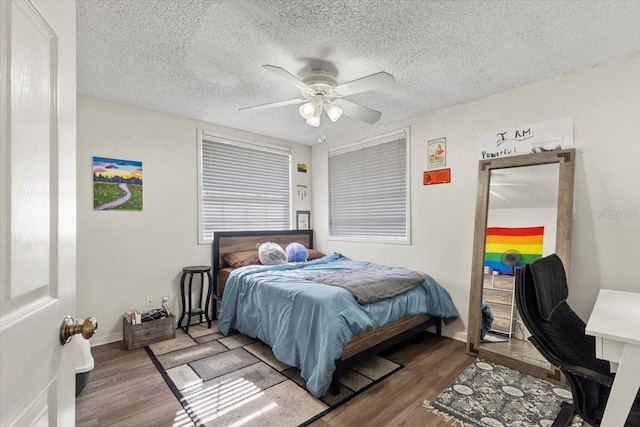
[212,228,313,277]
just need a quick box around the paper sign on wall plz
[479,117,573,160]
[423,168,451,185]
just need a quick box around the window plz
[198,131,291,243]
[328,128,410,243]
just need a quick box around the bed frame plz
[211,229,441,395]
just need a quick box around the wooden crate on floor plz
[123,315,175,350]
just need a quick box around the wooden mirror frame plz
[466,148,575,379]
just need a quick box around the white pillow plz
[257,242,287,265]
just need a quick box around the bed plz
[212,229,458,398]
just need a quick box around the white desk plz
[585,289,640,427]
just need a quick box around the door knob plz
[60,316,98,345]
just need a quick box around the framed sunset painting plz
[93,157,143,211]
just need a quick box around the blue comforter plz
[217,253,458,397]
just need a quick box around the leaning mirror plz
[467,149,575,382]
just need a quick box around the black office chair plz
[515,254,640,427]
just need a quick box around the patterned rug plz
[146,323,402,426]
[423,358,583,427]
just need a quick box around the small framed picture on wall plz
[427,137,446,169]
[296,210,310,230]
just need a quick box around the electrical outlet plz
[146,295,153,307]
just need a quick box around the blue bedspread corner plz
[420,273,459,325]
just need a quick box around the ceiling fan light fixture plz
[306,114,321,127]
[324,103,343,122]
[299,101,316,120]
[306,106,322,127]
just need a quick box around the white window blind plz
[328,130,409,241]
[199,133,291,243]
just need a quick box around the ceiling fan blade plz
[239,98,306,111]
[334,99,382,124]
[334,72,395,97]
[263,65,312,92]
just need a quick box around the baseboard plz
[90,331,122,347]
[442,327,467,343]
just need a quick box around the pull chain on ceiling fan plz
[240,65,395,127]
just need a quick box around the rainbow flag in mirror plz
[485,226,544,275]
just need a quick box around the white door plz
[0,0,77,425]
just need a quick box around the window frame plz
[327,127,411,245]
[197,129,292,244]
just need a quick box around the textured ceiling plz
[76,0,640,145]
[489,163,559,210]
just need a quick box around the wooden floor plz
[76,333,475,427]
[75,342,192,427]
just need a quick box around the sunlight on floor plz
[228,402,278,427]
[181,376,278,424]
[172,408,195,427]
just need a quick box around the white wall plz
[487,207,557,257]
[312,55,640,341]
[76,96,311,345]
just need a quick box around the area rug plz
[423,358,583,427]
[146,323,402,427]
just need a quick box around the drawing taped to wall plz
[478,116,573,160]
[428,137,446,169]
[93,156,143,211]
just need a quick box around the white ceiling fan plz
[240,65,395,127]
